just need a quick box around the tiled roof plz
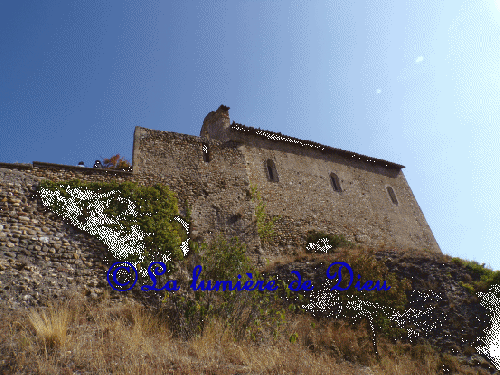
[230,122,405,169]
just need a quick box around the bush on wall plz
[306,230,354,253]
[39,180,183,270]
[249,184,281,244]
[164,233,288,343]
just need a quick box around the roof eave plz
[230,123,404,169]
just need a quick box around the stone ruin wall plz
[232,132,440,254]
[0,165,140,310]
[196,105,441,255]
[132,123,442,264]
[0,160,259,311]
[132,127,262,260]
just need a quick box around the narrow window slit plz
[202,144,210,162]
[387,186,398,205]
[330,173,341,192]
[267,165,274,180]
[265,159,279,182]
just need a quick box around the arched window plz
[202,143,210,162]
[267,165,274,180]
[330,173,342,192]
[386,186,398,205]
[266,159,279,182]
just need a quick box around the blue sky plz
[1,1,499,270]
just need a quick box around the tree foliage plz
[101,154,131,171]
[39,180,183,270]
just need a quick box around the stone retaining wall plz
[0,167,117,310]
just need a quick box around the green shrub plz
[451,257,463,266]
[249,184,281,244]
[459,281,475,295]
[452,258,500,360]
[164,234,287,343]
[462,260,495,280]
[201,234,252,280]
[464,261,493,278]
[38,179,186,278]
[305,230,355,251]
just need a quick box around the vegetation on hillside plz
[38,180,187,281]
[452,258,500,358]
[1,247,492,374]
[330,252,411,357]
[162,235,291,344]
[306,229,356,251]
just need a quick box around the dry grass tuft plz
[27,303,70,349]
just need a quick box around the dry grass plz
[0,224,490,374]
[27,303,71,349]
[0,290,492,375]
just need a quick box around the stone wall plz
[0,155,263,309]
[232,131,440,254]
[191,105,441,254]
[0,150,266,309]
[0,166,129,310]
[0,163,201,310]
[132,127,262,258]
